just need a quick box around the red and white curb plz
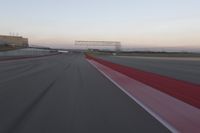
[87,59,200,133]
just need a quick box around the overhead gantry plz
[74,41,121,51]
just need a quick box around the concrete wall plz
[0,48,53,56]
[0,35,28,47]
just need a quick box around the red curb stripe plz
[85,54,200,109]
[88,59,200,133]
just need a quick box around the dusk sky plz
[0,0,200,49]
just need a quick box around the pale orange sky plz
[0,0,200,50]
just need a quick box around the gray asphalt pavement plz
[100,55,200,85]
[0,53,169,133]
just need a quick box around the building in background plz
[0,35,28,48]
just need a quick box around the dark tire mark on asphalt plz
[6,79,58,133]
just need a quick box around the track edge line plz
[86,59,179,133]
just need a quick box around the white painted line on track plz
[87,59,178,133]
[87,59,200,133]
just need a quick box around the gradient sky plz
[0,0,200,49]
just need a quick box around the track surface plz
[0,53,169,133]
[100,56,200,84]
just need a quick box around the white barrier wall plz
[0,48,53,56]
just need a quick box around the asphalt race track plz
[100,56,200,85]
[0,53,169,133]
